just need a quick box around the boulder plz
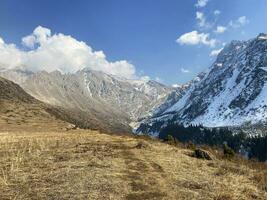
[193,149,213,160]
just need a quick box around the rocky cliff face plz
[137,34,267,136]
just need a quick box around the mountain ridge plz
[0,68,181,133]
[1,34,267,135]
[137,33,267,135]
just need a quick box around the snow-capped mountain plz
[137,33,267,135]
[0,67,180,133]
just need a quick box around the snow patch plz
[258,35,267,40]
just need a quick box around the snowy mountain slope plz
[137,33,267,135]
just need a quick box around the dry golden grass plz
[0,101,70,132]
[0,130,266,200]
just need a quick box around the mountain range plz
[0,67,181,133]
[1,33,267,135]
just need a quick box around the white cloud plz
[237,16,249,26]
[229,16,249,28]
[195,0,209,8]
[21,35,36,49]
[176,31,217,47]
[0,26,136,79]
[214,10,221,16]
[196,11,204,20]
[0,37,4,44]
[196,12,212,29]
[0,38,24,69]
[196,12,206,28]
[209,48,223,57]
[180,68,191,73]
[22,26,52,49]
[214,26,227,34]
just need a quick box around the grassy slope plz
[0,76,131,133]
[0,77,71,132]
[0,130,266,200]
[0,100,71,132]
[1,76,266,199]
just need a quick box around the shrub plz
[223,143,235,159]
[186,141,196,150]
[165,134,176,145]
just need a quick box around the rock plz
[65,124,77,131]
[193,149,213,160]
[135,141,149,149]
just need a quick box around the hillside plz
[0,130,266,200]
[0,76,132,133]
[0,76,72,132]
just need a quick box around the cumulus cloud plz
[0,26,136,79]
[195,0,209,8]
[176,31,217,47]
[214,26,227,34]
[0,38,24,69]
[22,26,51,48]
[209,48,223,57]
[21,35,36,49]
[229,16,249,28]
[180,68,191,73]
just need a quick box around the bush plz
[165,134,176,145]
[186,141,196,150]
[223,143,235,159]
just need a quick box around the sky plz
[0,0,267,85]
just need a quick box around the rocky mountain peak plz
[137,34,267,136]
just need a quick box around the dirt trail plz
[0,131,266,200]
[73,137,173,199]
[120,143,170,200]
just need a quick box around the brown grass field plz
[0,130,266,200]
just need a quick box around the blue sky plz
[0,0,267,85]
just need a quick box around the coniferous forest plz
[157,123,267,162]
